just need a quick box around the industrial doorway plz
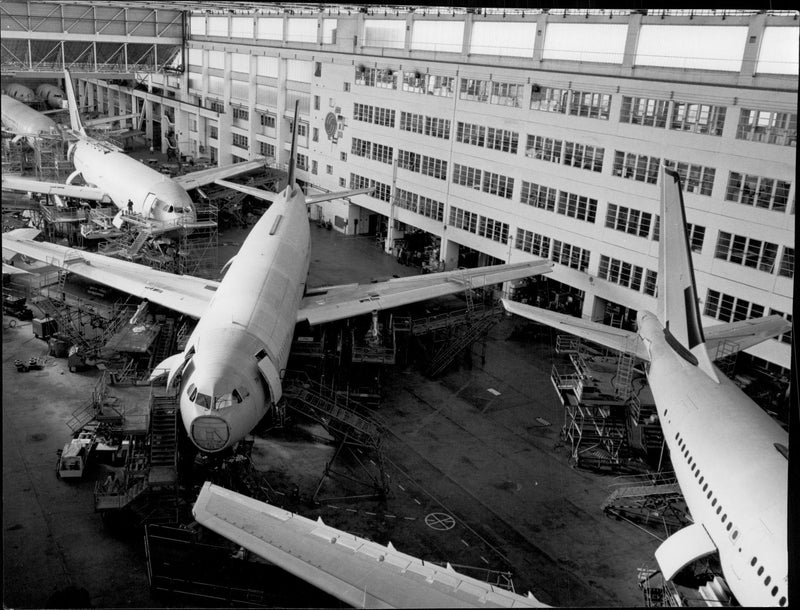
[592,296,637,331]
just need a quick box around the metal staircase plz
[126,230,150,258]
[601,473,689,533]
[425,308,500,377]
[148,395,178,487]
[151,318,176,368]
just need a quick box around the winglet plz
[658,165,718,382]
[287,100,299,188]
[63,69,86,136]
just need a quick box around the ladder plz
[425,308,500,377]
[148,395,178,487]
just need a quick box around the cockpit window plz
[187,384,197,402]
[195,393,212,409]
[167,206,174,213]
[215,390,243,410]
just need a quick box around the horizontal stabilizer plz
[655,523,717,581]
[501,299,650,361]
[213,179,276,203]
[704,315,791,359]
[304,187,374,205]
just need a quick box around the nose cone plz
[190,416,230,452]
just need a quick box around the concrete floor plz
[3,221,660,607]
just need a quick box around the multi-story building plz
[78,8,796,373]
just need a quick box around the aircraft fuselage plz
[636,310,788,606]
[1,94,61,139]
[70,139,196,226]
[176,183,311,451]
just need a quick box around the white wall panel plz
[231,53,249,73]
[208,76,223,95]
[757,26,799,75]
[322,19,337,44]
[258,17,283,40]
[470,21,534,57]
[544,23,627,63]
[411,20,463,53]
[208,50,225,70]
[635,25,748,71]
[189,16,205,36]
[364,19,405,48]
[188,48,202,66]
[287,18,317,43]
[207,16,228,37]
[286,59,312,83]
[231,17,254,39]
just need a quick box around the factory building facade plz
[78,8,796,372]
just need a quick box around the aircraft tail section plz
[287,100,299,188]
[63,69,86,136]
[658,165,718,381]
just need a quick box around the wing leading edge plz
[299,260,553,326]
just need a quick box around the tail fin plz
[63,69,86,136]
[287,100,299,187]
[658,164,719,382]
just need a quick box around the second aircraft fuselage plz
[70,139,196,226]
[636,310,788,607]
[176,183,311,451]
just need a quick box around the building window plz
[687,224,706,253]
[643,269,658,296]
[448,206,478,233]
[374,107,396,127]
[352,137,370,158]
[456,122,486,147]
[563,142,604,172]
[478,216,509,243]
[398,150,421,173]
[312,127,319,142]
[482,171,514,199]
[612,151,660,184]
[400,112,424,134]
[339,177,346,187]
[313,95,320,110]
[353,103,373,123]
[344,82,350,92]
[372,142,393,164]
[704,289,764,323]
[619,96,669,128]
[670,102,726,136]
[452,163,482,190]
[736,109,797,146]
[551,240,590,271]
[258,141,275,157]
[420,155,447,180]
[207,99,224,113]
[260,113,276,128]
[778,247,794,279]
[311,160,318,175]
[340,152,347,162]
[418,195,444,221]
[515,228,551,258]
[355,67,396,90]
[326,164,333,175]
[459,78,490,103]
[714,232,779,273]
[232,106,249,121]
[663,160,716,196]
[569,90,611,120]
[525,135,562,163]
[486,127,519,154]
[605,203,652,238]
[209,125,219,139]
[395,188,418,213]
[520,182,556,211]
[530,86,568,113]
[490,81,523,107]
[725,172,790,212]
[556,192,597,223]
[598,255,647,292]
[296,153,308,171]
[189,118,198,132]
[232,133,248,149]
[425,116,451,139]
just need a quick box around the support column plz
[441,234,460,271]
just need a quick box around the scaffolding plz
[601,472,690,535]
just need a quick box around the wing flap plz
[501,299,649,361]
[174,159,265,191]
[3,229,216,318]
[298,260,552,326]
[704,315,791,359]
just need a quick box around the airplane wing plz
[2,175,111,203]
[2,262,32,275]
[213,179,276,203]
[173,159,266,191]
[703,315,791,358]
[193,482,546,608]
[2,229,217,318]
[298,261,553,326]
[501,299,650,361]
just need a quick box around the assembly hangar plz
[1,3,796,609]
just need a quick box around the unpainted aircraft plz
[4,100,552,454]
[502,165,790,607]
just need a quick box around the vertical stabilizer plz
[287,100,299,188]
[658,165,719,382]
[63,69,86,136]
